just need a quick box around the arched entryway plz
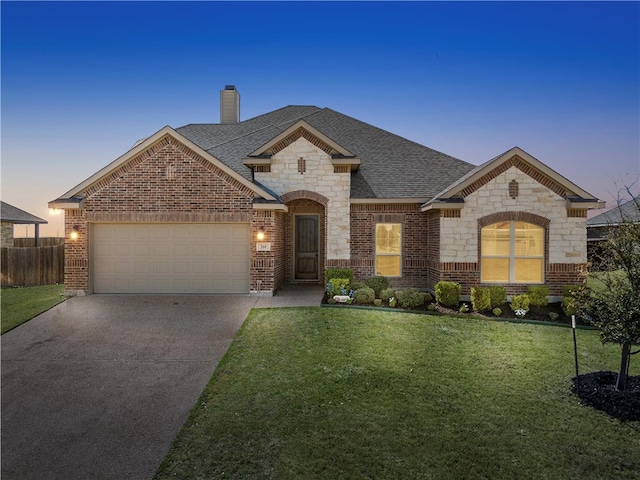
[281,191,328,283]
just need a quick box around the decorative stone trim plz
[86,212,252,223]
[477,211,550,228]
[280,190,329,206]
[460,155,568,199]
[567,209,587,218]
[440,210,461,218]
[270,127,334,156]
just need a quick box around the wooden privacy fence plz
[1,238,65,286]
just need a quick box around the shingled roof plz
[587,196,640,227]
[1,201,47,225]
[177,106,475,200]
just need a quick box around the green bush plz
[562,285,585,316]
[470,287,491,312]
[326,268,353,284]
[427,303,438,311]
[380,288,395,302]
[396,288,425,309]
[351,281,366,291]
[548,312,559,321]
[424,292,434,303]
[374,299,382,307]
[487,286,506,308]
[527,285,549,307]
[459,303,470,313]
[354,287,375,304]
[389,297,397,308]
[492,307,502,316]
[364,276,389,297]
[510,294,530,313]
[435,281,461,307]
[328,278,350,296]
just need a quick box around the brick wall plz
[350,203,431,289]
[63,135,259,294]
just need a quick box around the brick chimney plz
[220,85,240,123]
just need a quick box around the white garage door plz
[92,223,250,294]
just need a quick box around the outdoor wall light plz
[70,226,79,240]
[257,227,266,241]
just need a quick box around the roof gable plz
[49,126,278,208]
[422,147,601,210]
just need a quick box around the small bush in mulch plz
[572,371,640,422]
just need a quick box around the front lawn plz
[156,308,639,480]
[1,284,66,334]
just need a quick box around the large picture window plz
[376,223,401,277]
[481,221,544,283]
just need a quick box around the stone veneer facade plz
[1,222,14,247]
[434,164,586,296]
[255,137,351,261]
[59,134,591,298]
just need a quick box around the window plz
[376,223,401,277]
[481,221,544,283]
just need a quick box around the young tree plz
[579,192,640,391]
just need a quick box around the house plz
[587,196,640,266]
[1,201,48,247]
[49,86,602,298]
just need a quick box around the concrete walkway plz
[1,287,322,480]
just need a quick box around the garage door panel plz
[92,224,249,294]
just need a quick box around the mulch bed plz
[323,293,590,327]
[572,371,640,422]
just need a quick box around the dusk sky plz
[2,1,639,237]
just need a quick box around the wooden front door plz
[295,215,319,280]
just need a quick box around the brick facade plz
[63,135,258,295]
[58,131,591,299]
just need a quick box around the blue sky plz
[2,1,639,237]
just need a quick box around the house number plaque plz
[256,242,271,252]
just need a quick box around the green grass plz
[587,270,628,293]
[156,308,640,480]
[1,284,66,334]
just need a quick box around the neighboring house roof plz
[587,196,640,227]
[421,147,602,211]
[177,106,476,200]
[0,201,47,224]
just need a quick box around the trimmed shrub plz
[325,268,353,284]
[374,299,382,307]
[364,276,389,297]
[328,278,350,296]
[459,303,470,313]
[470,287,491,312]
[380,288,395,302]
[396,288,425,309]
[351,281,366,291]
[435,281,461,307]
[492,307,502,316]
[423,292,434,303]
[510,294,530,313]
[354,287,375,304]
[389,297,397,308]
[527,285,549,307]
[487,286,506,308]
[548,312,559,321]
[562,284,584,316]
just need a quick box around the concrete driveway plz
[1,295,259,480]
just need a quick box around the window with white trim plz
[481,221,544,283]
[376,223,401,277]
